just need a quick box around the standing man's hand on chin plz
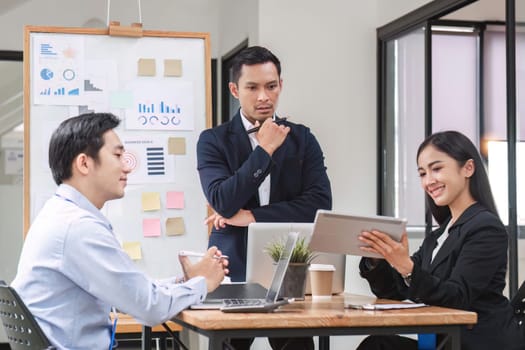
[256,118,290,156]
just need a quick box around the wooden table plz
[112,313,182,350]
[171,294,477,350]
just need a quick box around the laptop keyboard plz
[223,298,264,307]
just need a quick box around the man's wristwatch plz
[402,272,412,286]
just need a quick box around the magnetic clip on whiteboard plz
[109,21,143,37]
[107,0,144,37]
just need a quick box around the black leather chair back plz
[0,281,55,350]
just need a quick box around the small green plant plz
[264,236,317,264]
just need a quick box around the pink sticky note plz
[143,218,161,237]
[166,191,184,209]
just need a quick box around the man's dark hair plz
[48,112,120,185]
[230,46,281,84]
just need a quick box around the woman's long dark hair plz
[416,131,497,225]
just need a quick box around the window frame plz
[377,0,520,296]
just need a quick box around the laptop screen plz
[245,222,346,295]
[265,231,299,302]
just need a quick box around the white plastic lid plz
[309,263,336,271]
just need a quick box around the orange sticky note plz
[168,137,186,155]
[143,218,161,237]
[138,58,156,76]
[166,217,185,236]
[142,192,161,211]
[164,59,182,77]
[166,191,184,209]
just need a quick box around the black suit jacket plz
[360,203,524,349]
[197,112,332,281]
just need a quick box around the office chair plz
[0,281,55,350]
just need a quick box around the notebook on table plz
[220,231,299,313]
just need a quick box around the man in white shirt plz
[12,112,228,350]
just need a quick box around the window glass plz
[0,59,24,284]
[485,26,525,225]
[382,27,426,226]
[432,32,479,142]
[383,27,481,230]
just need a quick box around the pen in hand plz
[247,117,288,134]
[178,250,229,260]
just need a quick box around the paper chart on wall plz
[122,137,175,184]
[124,81,195,131]
[81,59,118,112]
[32,34,85,106]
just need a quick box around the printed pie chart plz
[40,68,53,80]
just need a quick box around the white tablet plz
[308,210,407,258]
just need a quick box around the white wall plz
[376,0,433,25]
[0,0,221,54]
[444,0,505,21]
[258,0,377,216]
[217,0,259,55]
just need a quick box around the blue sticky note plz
[110,91,133,109]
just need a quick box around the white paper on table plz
[345,301,427,310]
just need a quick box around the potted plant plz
[265,236,316,300]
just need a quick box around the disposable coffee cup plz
[309,264,335,300]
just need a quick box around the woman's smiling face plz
[417,144,474,209]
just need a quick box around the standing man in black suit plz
[196,46,332,350]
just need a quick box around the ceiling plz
[443,0,505,22]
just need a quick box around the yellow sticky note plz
[142,192,161,211]
[122,241,142,260]
[168,137,186,155]
[138,58,156,76]
[164,59,182,77]
[166,217,185,236]
[143,218,162,237]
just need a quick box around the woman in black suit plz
[356,131,524,350]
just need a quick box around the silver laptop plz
[220,231,299,313]
[245,223,346,295]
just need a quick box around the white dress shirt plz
[431,220,453,263]
[12,184,207,350]
[240,111,272,206]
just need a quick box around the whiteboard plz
[24,26,211,279]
